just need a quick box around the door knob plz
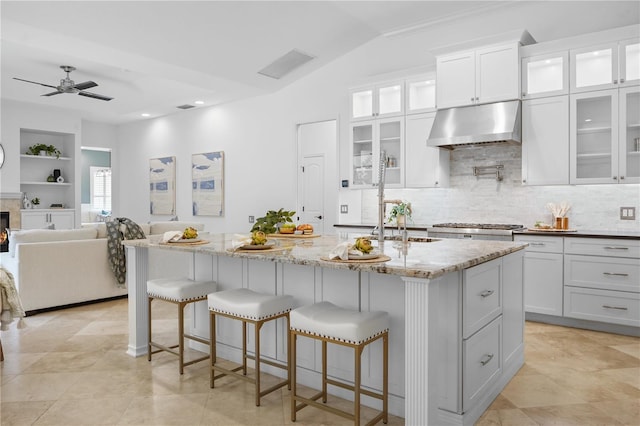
[314,215,323,220]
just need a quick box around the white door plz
[299,155,324,234]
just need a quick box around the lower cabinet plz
[21,209,75,230]
[515,235,564,315]
[463,316,502,410]
[564,286,640,327]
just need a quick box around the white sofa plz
[0,221,204,314]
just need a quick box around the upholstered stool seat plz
[290,301,389,426]
[208,288,295,406]
[147,277,217,374]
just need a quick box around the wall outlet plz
[620,207,636,220]
[340,204,348,214]
[248,215,254,223]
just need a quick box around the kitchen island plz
[123,234,527,425]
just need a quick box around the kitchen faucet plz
[374,150,406,244]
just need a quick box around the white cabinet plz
[522,96,569,185]
[21,209,75,230]
[350,81,404,121]
[350,118,404,188]
[437,42,520,109]
[515,235,564,316]
[405,75,436,114]
[570,38,640,93]
[404,112,449,188]
[521,51,569,99]
[570,87,639,184]
[563,237,640,327]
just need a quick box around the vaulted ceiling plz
[2,1,638,124]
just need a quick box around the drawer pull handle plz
[603,272,629,277]
[604,246,629,250]
[602,305,628,311]
[529,242,546,246]
[480,290,494,298]
[480,354,494,366]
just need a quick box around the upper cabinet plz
[350,80,404,121]
[405,75,436,114]
[436,42,520,109]
[570,38,640,93]
[521,51,569,99]
[350,118,404,188]
[405,112,450,188]
[569,87,640,184]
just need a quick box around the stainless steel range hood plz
[427,100,521,149]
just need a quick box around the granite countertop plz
[123,233,526,280]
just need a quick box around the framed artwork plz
[149,156,176,215]
[192,151,224,216]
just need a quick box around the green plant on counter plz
[26,144,61,159]
[251,208,296,234]
[31,197,40,205]
[388,201,412,223]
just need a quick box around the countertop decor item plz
[251,208,296,235]
[31,197,40,207]
[26,143,61,159]
[388,201,412,226]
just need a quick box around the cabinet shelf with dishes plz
[20,154,72,161]
[576,152,612,159]
[576,126,612,134]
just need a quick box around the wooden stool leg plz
[255,321,262,406]
[290,331,297,422]
[242,321,248,375]
[354,344,363,426]
[178,302,185,375]
[147,297,153,362]
[210,311,216,388]
[383,333,389,424]
[0,337,4,362]
[322,340,328,403]
[286,314,291,390]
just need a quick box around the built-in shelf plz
[380,137,401,141]
[577,126,612,134]
[628,151,640,155]
[21,181,72,186]
[628,123,640,128]
[354,139,373,144]
[576,152,611,159]
[20,154,71,161]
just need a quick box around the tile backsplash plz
[359,144,640,231]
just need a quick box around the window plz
[90,166,111,211]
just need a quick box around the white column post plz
[126,245,149,357]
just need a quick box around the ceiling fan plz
[13,65,113,101]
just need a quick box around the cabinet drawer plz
[463,315,502,411]
[565,254,640,293]
[564,286,640,327]
[463,258,502,338]
[515,235,563,253]
[564,238,640,258]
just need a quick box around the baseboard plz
[25,294,128,316]
[525,313,640,337]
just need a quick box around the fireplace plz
[0,211,8,253]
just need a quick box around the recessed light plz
[585,118,592,122]
[141,113,150,117]
[194,100,204,105]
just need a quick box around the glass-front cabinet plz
[405,75,436,114]
[350,81,404,121]
[350,118,404,188]
[570,87,639,184]
[620,87,640,183]
[570,90,618,184]
[570,39,640,93]
[521,51,569,99]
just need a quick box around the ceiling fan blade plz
[73,81,98,90]
[13,77,58,89]
[78,91,113,101]
[42,90,63,97]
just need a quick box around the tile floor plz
[1,298,639,425]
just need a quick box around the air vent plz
[176,104,195,110]
[258,49,315,80]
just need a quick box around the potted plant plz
[388,201,412,227]
[31,197,40,207]
[251,208,296,234]
[26,143,61,159]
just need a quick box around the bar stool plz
[208,288,294,406]
[147,277,217,374]
[289,301,389,426]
